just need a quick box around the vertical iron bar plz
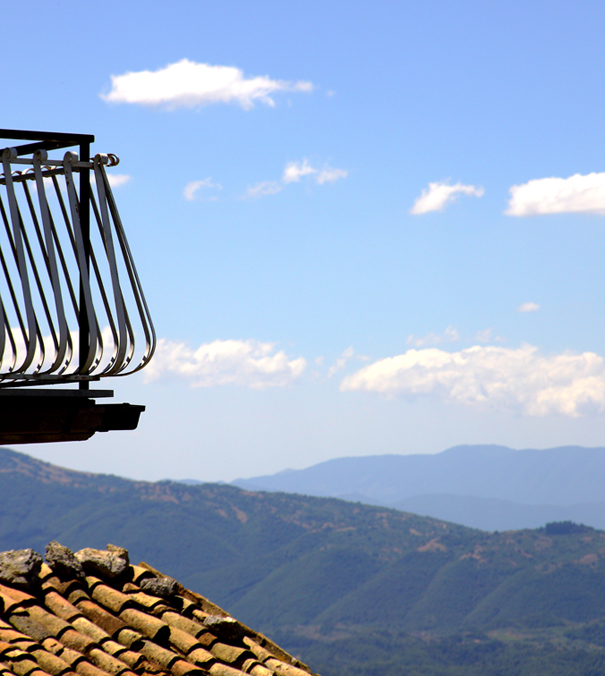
[79,142,90,390]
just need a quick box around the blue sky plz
[2,0,605,481]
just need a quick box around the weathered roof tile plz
[117,613,167,645]
[74,602,127,640]
[89,588,131,616]
[1,545,318,676]
[42,593,81,624]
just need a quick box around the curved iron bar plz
[0,150,156,383]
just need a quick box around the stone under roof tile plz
[0,546,318,676]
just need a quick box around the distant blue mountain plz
[231,445,605,531]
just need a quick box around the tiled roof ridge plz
[0,545,318,676]
[135,566,295,671]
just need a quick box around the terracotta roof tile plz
[0,589,36,609]
[42,594,81,624]
[168,659,205,676]
[40,638,85,669]
[165,628,200,656]
[241,659,272,676]
[137,642,178,670]
[28,650,72,676]
[59,625,100,653]
[0,546,318,676]
[73,661,112,676]
[7,617,51,645]
[89,589,132,617]
[112,630,142,652]
[127,572,152,588]
[116,613,167,645]
[124,595,165,615]
[0,630,30,646]
[208,645,249,668]
[183,648,213,668]
[6,644,36,656]
[74,602,127,640]
[206,664,246,676]
[86,648,133,676]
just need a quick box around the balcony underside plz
[0,392,145,444]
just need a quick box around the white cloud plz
[341,345,605,417]
[144,338,306,388]
[105,174,132,188]
[406,325,460,348]
[316,167,348,184]
[184,178,222,201]
[246,158,347,199]
[246,181,282,198]
[101,59,313,110]
[283,159,317,184]
[410,181,485,215]
[506,173,605,216]
[518,302,540,313]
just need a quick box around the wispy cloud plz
[283,159,317,184]
[248,158,347,198]
[506,173,605,216]
[341,345,605,417]
[406,325,460,348]
[474,328,505,343]
[246,181,283,199]
[328,346,355,378]
[101,59,313,110]
[144,338,306,388]
[518,302,540,313]
[184,178,222,201]
[410,181,484,215]
[105,174,132,188]
[316,167,348,184]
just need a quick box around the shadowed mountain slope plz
[4,446,605,675]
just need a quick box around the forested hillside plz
[3,446,605,675]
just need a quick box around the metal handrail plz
[0,149,156,384]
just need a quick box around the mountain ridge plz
[4,445,605,675]
[230,444,605,530]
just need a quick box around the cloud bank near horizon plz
[341,345,605,417]
[102,59,313,110]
